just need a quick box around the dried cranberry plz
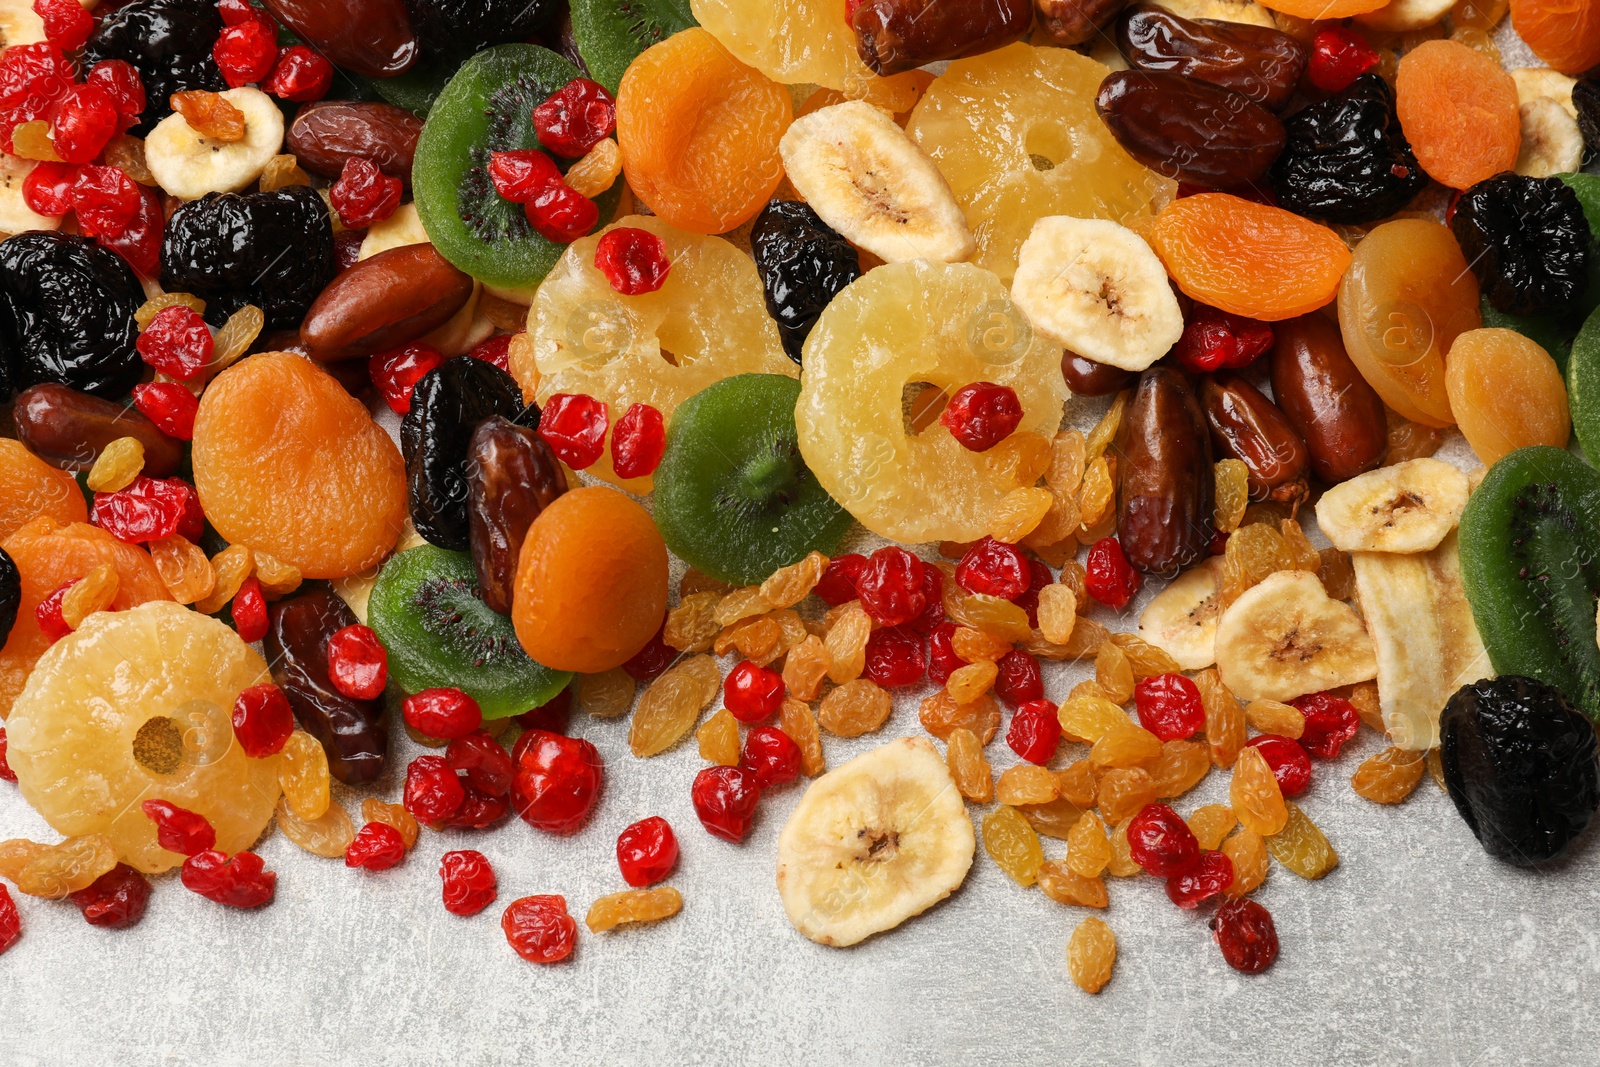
[1245,734,1313,796]
[86,60,144,124]
[0,727,14,783]
[330,156,401,229]
[909,564,946,633]
[132,382,200,440]
[1292,692,1361,759]
[68,863,151,928]
[512,730,603,834]
[1007,699,1062,764]
[1308,25,1379,93]
[262,45,333,103]
[33,0,93,52]
[231,682,293,758]
[368,343,445,415]
[856,545,927,626]
[526,183,598,243]
[533,78,616,158]
[326,623,387,701]
[955,537,1029,600]
[1172,304,1274,374]
[487,148,561,203]
[616,816,678,887]
[403,688,483,741]
[440,785,511,830]
[993,648,1042,707]
[96,185,162,276]
[0,43,71,150]
[52,82,118,164]
[940,381,1023,452]
[610,402,666,480]
[724,659,784,723]
[469,333,513,372]
[1085,536,1141,610]
[181,850,275,908]
[71,165,140,238]
[813,553,866,606]
[863,625,927,688]
[502,894,577,963]
[447,730,514,797]
[345,822,406,870]
[0,886,18,954]
[439,850,497,915]
[232,576,267,642]
[742,725,802,789]
[218,0,271,27]
[514,686,572,735]
[594,226,670,296]
[927,621,962,686]
[142,798,216,855]
[93,476,203,544]
[213,19,276,88]
[1126,802,1200,877]
[136,304,212,379]
[1211,898,1279,973]
[1166,850,1234,909]
[1134,673,1205,741]
[538,392,608,469]
[691,765,762,842]
[22,160,75,215]
[35,580,73,643]
[404,754,466,823]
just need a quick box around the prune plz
[1117,5,1305,112]
[467,415,567,615]
[1096,70,1285,189]
[1117,366,1214,577]
[0,233,143,401]
[1269,75,1426,226]
[160,187,337,332]
[405,0,562,59]
[13,384,185,476]
[1450,174,1591,318]
[850,0,1033,76]
[1440,675,1600,866]
[0,547,17,648]
[750,200,862,364]
[1575,78,1600,155]
[82,0,225,135]
[1199,374,1309,505]
[265,587,388,785]
[1061,353,1136,397]
[1267,314,1387,485]
[401,357,524,551]
[261,0,419,78]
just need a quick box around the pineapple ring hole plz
[1024,122,1072,171]
[132,716,184,776]
[902,382,950,435]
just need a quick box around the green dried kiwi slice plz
[571,0,698,95]
[1459,445,1600,723]
[367,543,571,718]
[412,43,623,290]
[1568,301,1600,462]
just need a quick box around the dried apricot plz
[0,439,86,543]
[1444,328,1569,465]
[1394,40,1520,189]
[1509,0,1600,74]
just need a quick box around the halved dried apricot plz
[0,439,86,543]
[1510,0,1600,74]
[1394,40,1520,190]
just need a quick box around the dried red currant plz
[856,545,927,626]
[1211,898,1279,973]
[86,60,145,124]
[181,850,275,908]
[1167,850,1234,909]
[927,621,962,687]
[96,184,162,276]
[993,648,1042,707]
[616,816,678,887]
[403,688,483,741]
[262,45,333,103]
[1292,692,1361,759]
[92,475,203,544]
[1085,536,1141,610]
[511,730,604,834]
[487,148,561,203]
[368,343,445,415]
[610,402,666,480]
[404,754,467,823]
[526,183,598,244]
[955,537,1029,600]
[594,226,671,296]
[0,886,18,954]
[940,381,1023,452]
[132,382,200,440]
[142,798,217,856]
[439,849,498,915]
[621,618,674,681]
[35,580,72,643]
[1135,673,1205,741]
[533,78,616,158]
[441,785,511,830]
[863,625,927,688]
[691,765,762,842]
[33,0,93,52]
[21,160,75,216]
[1308,26,1379,93]
[0,726,14,783]
[909,564,946,633]
[51,82,118,164]
[346,822,407,871]
[136,304,212,380]
[213,19,277,88]
[231,682,293,758]
[68,863,151,929]
[502,894,577,963]
[1126,802,1200,877]
[325,623,387,701]
[724,659,785,723]
[232,576,267,643]
[1007,699,1062,765]
[330,156,401,229]
[447,730,514,797]
[1244,734,1312,796]
[1172,304,1273,374]
[72,164,140,239]
[813,553,866,606]
[742,725,802,789]
[538,392,608,469]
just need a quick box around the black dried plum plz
[1440,675,1600,866]
[1451,173,1591,317]
[160,187,337,331]
[401,357,524,551]
[0,232,143,402]
[82,0,226,135]
[1269,74,1426,225]
[750,200,862,364]
[0,547,19,650]
[405,0,562,58]
[1575,78,1600,156]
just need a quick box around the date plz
[13,383,184,475]
[1037,0,1129,46]
[300,244,474,361]
[1117,366,1214,576]
[286,102,424,185]
[467,416,566,615]
[1062,353,1137,397]
[260,0,418,78]
[1117,5,1305,111]
[1200,374,1310,505]
[1096,70,1285,189]
[1268,313,1388,484]
[851,0,1033,76]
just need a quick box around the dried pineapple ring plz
[520,215,794,492]
[7,601,282,874]
[796,260,1068,543]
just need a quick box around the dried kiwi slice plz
[412,44,622,289]
[1569,295,1600,463]
[368,543,571,718]
[571,0,697,94]
[1459,445,1600,723]
[653,374,853,586]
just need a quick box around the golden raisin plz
[360,798,419,849]
[1213,458,1249,533]
[1059,695,1131,744]
[86,437,144,493]
[1087,391,1130,459]
[946,588,1033,642]
[1223,827,1269,897]
[0,839,48,883]
[779,698,825,777]
[995,764,1060,806]
[1035,584,1078,646]
[1351,746,1425,803]
[1342,680,1385,734]
[275,797,355,858]
[1017,797,1086,840]
[952,626,1011,664]
[60,563,118,630]
[258,153,311,191]
[565,137,622,198]
[172,90,245,141]
[781,636,830,701]
[919,690,1002,744]
[1107,632,1183,678]
[730,614,783,664]
[135,292,206,329]
[1196,668,1246,768]
[946,660,999,703]
[1245,699,1306,739]
[586,886,683,932]
[984,430,1052,488]
[1077,455,1115,528]
[1231,746,1288,836]
[1267,802,1339,878]
[817,678,892,737]
[1187,804,1238,852]
[15,834,117,898]
[696,708,742,766]
[1057,759,1100,808]
[1107,817,1141,877]
[280,730,330,821]
[988,487,1054,543]
[1067,810,1112,878]
[680,567,731,597]
[823,602,871,683]
[252,550,302,599]
[760,550,827,609]
[578,668,635,718]
[1090,722,1163,769]
[1318,547,1355,601]
[982,805,1044,887]
[714,586,767,627]
[1068,917,1116,993]
[1098,767,1158,824]
[629,655,721,757]
[1149,739,1210,798]
[1279,519,1321,572]
[1037,861,1107,908]
[664,591,723,652]
[1094,641,1135,703]
[946,727,993,802]
[194,543,252,615]
[1046,429,1088,495]
[1427,747,1447,792]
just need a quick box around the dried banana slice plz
[1137,557,1223,670]
[1214,569,1378,701]
[1314,458,1469,554]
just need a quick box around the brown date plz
[12,383,184,475]
[1037,0,1129,46]
[286,102,424,185]
[851,0,1033,76]
[1117,5,1305,112]
[1062,353,1137,397]
[300,244,474,361]
[1117,366,1214,577]
[1199,374,1310,505]
[1268,313,1387,484]
[467,416,566,616]
[1095,70,1285,189]
[260,0,418,78]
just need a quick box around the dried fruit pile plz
[1,0,1598,994]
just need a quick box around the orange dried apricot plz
[1509,0,1600,74]
[1444,328,1570,465]
[1394,40,1520,190]
[0,439,86,542]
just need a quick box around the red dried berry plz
[231,682,293,758]
[856,545,927,626]
[1172,303,1274,374]
[261,45,333,103]
[0,885,18,954]
[136,304,213,379]
[1211,898,1279,973]
[1135,673,1206,741]
[691,765,762,843]
[468,333,513,372]
[741,725,802,789]
[181,849,275,908]
[1167,850,1234,909]
[724,659,785,723]
[1292,692,1361,759]
[487,147,561,203]
[526,182,598,243]
[71,164,140,238]
[142,798,217,856]
[909,564,946,634]
[21,160,75,216]
[345,822,407,871]
[440,785,511,830]
[217,0,270,26]
[86,60,145,122]
[515,686,572,735]
[594,226,670,295]
[68,863,151,929]
[92,475,202,544]
[538,392,608,469]
[35,580,73,643]
[1085,536,1141,610]
[213,19,277,88]
[610,402,666,480]
[325,623,387,701]
[231,576,267,642]
[1007,698,1063,765]
[993,648,1042,708]
[955,536,1029,600]
[447,730,514,797]
[95,184,163,276]
[1126,802,1200,877]
[368,342,445,415]
[927,621,962,687]
[0,44,72,151]
[621,618,674,681]
[939,381,1023,452]
[1244,734,1313,796]
[511,730,604,834]
[439,849,498,915]
[330,156,401,229]
[863,625,927,688]
[616,816,677,887]
[52,81,119,164]
[813,553,866,606]
[533,77,616,158]
[404,754,466,823]
[33,0,94,52]
[502,894,577,963]
[1308,25,1380,93]
[132,382,200,440]
[0,726,14,783]
[402,687,483,741]
[1011,558,1053,628]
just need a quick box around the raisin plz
[1222,827,1268,896]
[1098,767,1159,824]
[750,199,861,363]
[1450,173,1591,317]
[696,708,741,767]
[1230,746,1288,836]
[1150,739,1211,797]
[1067,916,1116,993]
[817,678,892,737]
[995,764,1060,806]
[1270,75,1427,225]
[982,804,1044,887]
[1067,810,1112,878]
[919,689,1001,743]
[946,726,992,802]
[1037,861,1108,908]
[628,654,721,758]
[1188,804,1237,852]
[1266,801,1339,879]
[1351,746,1425,803]
[584,886,682,932]
[779,698,825,777]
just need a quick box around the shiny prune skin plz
[1096,70,1285,189]
[402,358,524,552]
[160,187,337,331]
[13,383,185,475]
[1450,174,1591,318]
[1269,75,1425,226]
[265,586,388,785]
[0,548,19,649]
[404,0,561,58]
[750,200,862,364]
[82,0,225,135]
[0,233,143,402]
[1199,373,1309,504]
[1440,675,1599,867]
[1117,4,1305,112]
[467,416,566,616]
[1117,366,1214,577]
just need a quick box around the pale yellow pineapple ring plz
[796,260,1068,544]
[7,601,282,874]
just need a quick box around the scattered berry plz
[329,157,402,229]
[511,730,603,834]
[440,850,497,915]
[487,148,561,203]
[927,621,962,687]
[136,304,212,380]
[863,625,927,688]
[724,659,785,723]
[610,402,666,480]
[232,576,267,642]
[403,688,484,741]
[181,849,275,908]
[1166,850,1234,909]
[533,78,616,158]
[955,537,1029,600]
[1007,699,1062,765]
[33,0,93,52]
[142,799,217,856]
[21,160,75,216]
[213,19,277,88]
[132,382,200,440]
[368,343,445,415]
[502,894,577,963]
[345,822,407,870]
[231,683,294,758]
[594,226,671,295]
[856,546,928,626]
[526,182,598,244]
[813,553,866,606]
[69,864,151,929]
[72,164,141,239]
[1245,734,1313,796]
[1211,898,1279,973]
[993,648,1043,707]
[1292,692,1361,759]
[1308,26,1380,93]
[940,382,1023,452]
[616,817,677,887]
[326,624,387,701]
[538,392,608,469]
[1135,673,1206,741]
[1126,803,1200,877]
[262,45,334,103]
[1172,303,1274,374]
[1085,536,1140,610]
[446,730,515,797]
[691,765,762,842]
[404,754,467,824]
[741,725,802,789]
[35,580,74,643]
